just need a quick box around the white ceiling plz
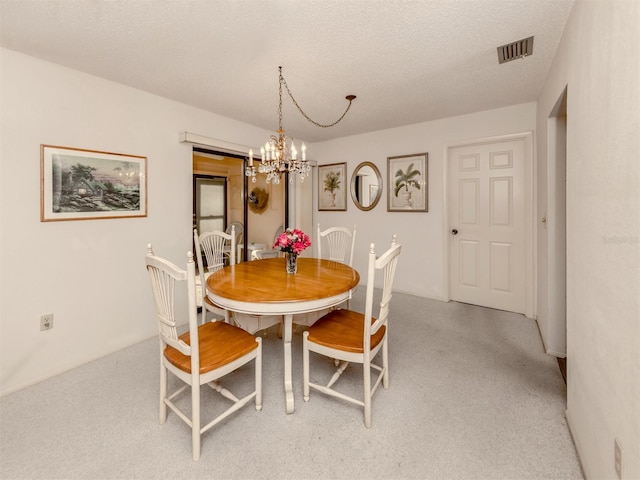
[0,0,574,142]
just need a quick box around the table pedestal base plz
[206,257,360,415]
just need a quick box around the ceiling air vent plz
[497,36,534,64]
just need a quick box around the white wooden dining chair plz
[292,223,357,331]
[303,235,401,428]
[194,227,235,323]
[197,226,282,335]
[226,221,244,244]
[317,223,357,266]
[225,221,243,263]
[145,245,262,461]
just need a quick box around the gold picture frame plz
[318,162,347,211]
[40,144,147,222]
[387,153,428,212]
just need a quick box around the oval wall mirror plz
[350,162,382,211]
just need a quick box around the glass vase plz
[285,252,298,274]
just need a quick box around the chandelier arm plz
[280,75,355,129]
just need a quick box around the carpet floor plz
[0,290,583,480]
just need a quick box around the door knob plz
[451,229,458,235]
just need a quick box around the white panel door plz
[449,139,526,313]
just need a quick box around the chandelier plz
[246,67,356,184]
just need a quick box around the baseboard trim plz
[0,334,156,397]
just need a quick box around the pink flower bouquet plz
[273,228,311,255]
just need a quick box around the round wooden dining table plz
[207,256,360,413]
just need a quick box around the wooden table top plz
[207,257,360,304]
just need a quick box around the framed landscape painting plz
[318,162,347,211]
[40,145,147,222]
[387,153,428,212]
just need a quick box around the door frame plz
[442,131,535,319]
[544,88,567,357]
[181,132,291,262]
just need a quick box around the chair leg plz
[159,359,168,424]
[363,357,372,428]
[382,336,389,389]
[192,381,201,461]
[302,332,310,401]
[255,338,263,411]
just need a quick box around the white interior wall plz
[291,167,315,256]
[3,7,637,473]
[0,47,536,394]
[0,49,272,395]
[247,177,285,248]
[311,103,536,300]
[536,1,640,478]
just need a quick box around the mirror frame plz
[350,161,383,211]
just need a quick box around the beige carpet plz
[0,290,583,479]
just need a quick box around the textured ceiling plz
[0,0,574,142]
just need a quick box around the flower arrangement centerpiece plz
[273,228,311,274]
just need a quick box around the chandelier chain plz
[278,70,284,130]
[246,66,356,185]
[280,71,354,129]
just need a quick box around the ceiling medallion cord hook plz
[246,66,356,185]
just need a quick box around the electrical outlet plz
[614,438,623,480]
[40,313,53,331]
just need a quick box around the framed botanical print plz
[318,162,347,211]
[41,144,147,221]
[387,153,428,212]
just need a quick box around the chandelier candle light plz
[246,67,356,184]
[273,228,311,274]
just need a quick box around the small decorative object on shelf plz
[273,228,311,274]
